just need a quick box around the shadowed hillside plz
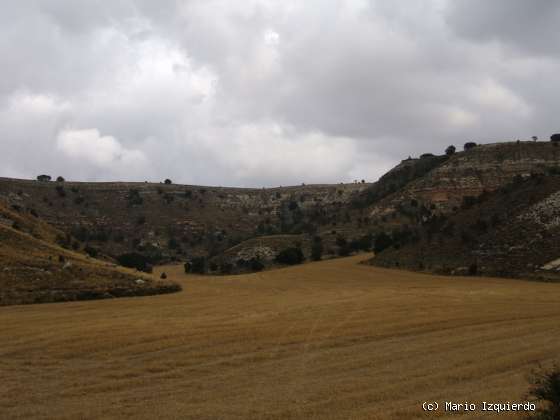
[372,172,560,280]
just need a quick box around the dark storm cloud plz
[445,0,560,57]
[1,1,559,186]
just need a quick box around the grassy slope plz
[1,255,559,419]
[0,203,180,306]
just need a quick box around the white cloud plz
[469,79,532,118]
[222,123,358,185]
[7,92,70,115]
[56,128,148,169]
[264,29,280,46]
[446,107,479,129]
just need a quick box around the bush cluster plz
[275,247,304,265]
[527,364,560,419]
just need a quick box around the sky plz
[1,0,559,187]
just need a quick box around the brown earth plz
[1,255,559,419]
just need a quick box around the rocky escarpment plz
[366,142,560,220]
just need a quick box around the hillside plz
[0,178,372,271]
[372,172,560,280]
[2,140,560,280]
[0,203,180,305]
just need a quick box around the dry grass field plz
[2,255,560,419]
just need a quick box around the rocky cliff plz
[365,142,560,220]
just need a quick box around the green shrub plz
[374,232,393,254]
[220,262,233,274]
[127,189,143,206]
[336,236,351,256]
[55,185,66,197]
[250,258,264,272]
[464,142,477,151]
[168,237,179,249]
[84,246,98,258]
[275,247,304,265]
[527,364,560,419]
[188,256,207,274]
[116,253,151,272]
[311,237,323,261]
[71,226,89,242]
[350,234,373,252]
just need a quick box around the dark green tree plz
[374,232,393,254]
[311,236,323,261]
[275,247,304,265]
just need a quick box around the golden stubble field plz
[2,254,560,419]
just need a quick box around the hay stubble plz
[1,255,560,419]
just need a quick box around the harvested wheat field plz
[2,254,560,419]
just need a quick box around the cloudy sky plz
[1,0,559,187]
